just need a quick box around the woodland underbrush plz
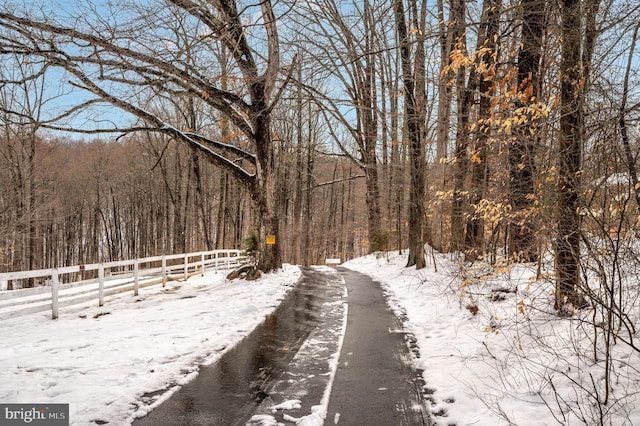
[455,243,640,425]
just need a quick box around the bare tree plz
[0,0,291,270]
[555,0,601,310]
[449,0,470,253]
[394,0,427,268]
[291,0,386,250]
[376,27,407,254]
[0,54,51,279]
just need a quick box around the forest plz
[0,0,639,313]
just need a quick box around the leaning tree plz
[0,0,291,271]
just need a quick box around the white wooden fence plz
[0,250,248,320]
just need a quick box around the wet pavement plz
[326,267,430,425]
[132,266,430,425]
[133,267,346,426]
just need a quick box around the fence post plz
[134,260,139,296]
[214,251,219,271]
[201,253,205,276]
[51,270,59,320]
[162,256,167,287]
[184,254,188,280]
[98,265,105,307]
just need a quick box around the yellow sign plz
[266,235,276,245]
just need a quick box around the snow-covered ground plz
[3,251,640,425]
[344,251,640,426]
[0,265,301,425]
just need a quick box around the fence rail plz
[0,250,248,320]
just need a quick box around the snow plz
[344,251,640,426]
[0,265,301,425]
[3,251,640,425]
[245,265,347,426]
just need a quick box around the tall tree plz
[433,0,454,252]
[0,0,289,270]
[555,0,600,310]
[509,0,546,261]
[464,0,502,260]
[450,0,470,252]
[292,0,384,249]
[394,0,427,268]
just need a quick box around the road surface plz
[132,266,430,425]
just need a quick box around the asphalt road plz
[132,266,430,425]
[326,267,430,425]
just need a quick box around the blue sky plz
[25,0,138,138]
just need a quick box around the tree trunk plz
[434,0,454,253]
[464,0,501,261]
[450,0,469,253]
[252,91,282,271]
[292,56,305,265]
[363,159,382,250]
[362,2,382,250]
[509,0,545,261]
[555,0,586,311]
[303,130,314,266]
[395,0,427,268]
